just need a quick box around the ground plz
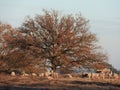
[0,74,120,90]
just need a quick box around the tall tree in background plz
[0,10,108,73]
[19,10,108,72]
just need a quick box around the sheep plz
[92,73,100,79]
[39,71,59,79]
[32,73,37,77]
[99,73,105,79]
[51,72,59,78]
[45,71,51,77]
[101,68,111,76]
[55,72,59,78]
[45,71,58,79]
[88,73,92,79]
[11,72,16,76]
[39,72,51,78]
[21,71,29,77]
[39,73,44,77]
[67,74,72,78]
[113,73,119,79]
[22,73,29,77]
[108,71,113,79]
[47,76,53,80]
[98,68,113,79]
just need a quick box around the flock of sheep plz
[11,70,59,80]
[82,68,119,80]
[10,68,119,80]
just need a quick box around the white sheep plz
[113,73,119,79]
[92,73,100,79]
[11,72,16,76]
[99,73,105,79]
[108,71,113,79]
[45,71,51,77]
[32,73,37,77]
[22,73,29,77]
[67,74,72,78]
[47,76,53,80]
[99,68,112,79]
[39,73,44,77]
[88,73,92,79]
[55,72,59,78]
[50,71,59,78]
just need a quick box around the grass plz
[0,74,120,90]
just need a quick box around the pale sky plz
[0,0,120,69]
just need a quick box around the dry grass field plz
[0,74,120,90]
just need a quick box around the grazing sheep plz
[88,73,92,79]
[47,76,53,80]
[101,68,111,74]
[39,72,51,78]
[39,71,59,79]
[11,72,16,76]
[92,73,100,79]
[98,68,113,79]
[108,71,113,79]
[113,73,119,79]
[32,73,37,77]
[21,71,29,77]
[45,71,51,77]
[39,73,44,77]
[22,73,29,77]
[55,72,59,78]
[99,73,105,79]
[67,74,72,78]
[51,72,59,78]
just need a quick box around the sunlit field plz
[0,0,120,90]
[0,72,120,90]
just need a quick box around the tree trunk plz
[51,64,57,72]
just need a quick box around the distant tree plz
[18,10,108,72]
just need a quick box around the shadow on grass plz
[0,85,120,90]
[71,80,120,88]
[0,86,49,90]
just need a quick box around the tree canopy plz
[0,10,108,73]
